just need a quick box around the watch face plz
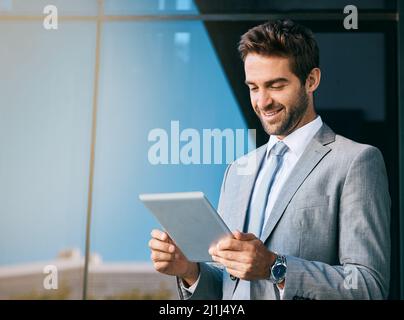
[272,264,287,279]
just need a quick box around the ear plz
[305,68,321,93]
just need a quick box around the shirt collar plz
[265,115,323,159]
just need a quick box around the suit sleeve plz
[176,163,232,300]
[282,146,391,300]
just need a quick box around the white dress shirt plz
[254,115,323,233]
[181,116,324,299]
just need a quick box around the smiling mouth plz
[262,107,283,118]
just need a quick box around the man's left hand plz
[209,230,276,281]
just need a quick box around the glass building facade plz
[0,0,402,299]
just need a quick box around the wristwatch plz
[269,253,287,284]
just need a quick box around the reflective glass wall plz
[0,1,98,299]
[0,0,249,299]
[0,0,400,299]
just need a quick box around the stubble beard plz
[257,87,310,137]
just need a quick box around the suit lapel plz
[260,124,335,243]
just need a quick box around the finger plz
[148,238,175,253]
[233,230,257,241]
[216,238,244,251]
[226,267,246,280]
[150,251,175,262]
[212,249,252,263]
[154,261,171,273]
[211,255,247,271]
[151,229,170,242]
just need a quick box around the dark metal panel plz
[398,0,404,300]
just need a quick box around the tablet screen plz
[139,192,232,262]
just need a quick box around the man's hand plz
[149,229,199,287]
[209,230,276,281]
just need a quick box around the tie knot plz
[271,141,288,157]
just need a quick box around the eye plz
[270,85,286,90]
[249,87,258,92]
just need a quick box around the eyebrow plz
[245,77,289,86]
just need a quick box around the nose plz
[255,91,273,109]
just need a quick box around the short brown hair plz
[238,19,319,85]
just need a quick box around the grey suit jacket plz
[178,123,391,300]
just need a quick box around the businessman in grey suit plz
[149,19,391,300]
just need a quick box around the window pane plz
[103,0,395,16]
[0,21,96,299]
[0,0,98,16]
[316,33,385,122]
[88,20,250,299]
[104,0,198,15]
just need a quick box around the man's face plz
[244,54,310,138]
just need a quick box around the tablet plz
[139,191,232,262]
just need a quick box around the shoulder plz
[330,134,385,169]
[331,133,381,157]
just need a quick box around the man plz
[149,19,390,300]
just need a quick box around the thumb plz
[233,230,256,241]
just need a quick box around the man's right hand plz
[149,229,199,287]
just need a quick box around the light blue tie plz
[246,141,288,238]
[232,141,288,300]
